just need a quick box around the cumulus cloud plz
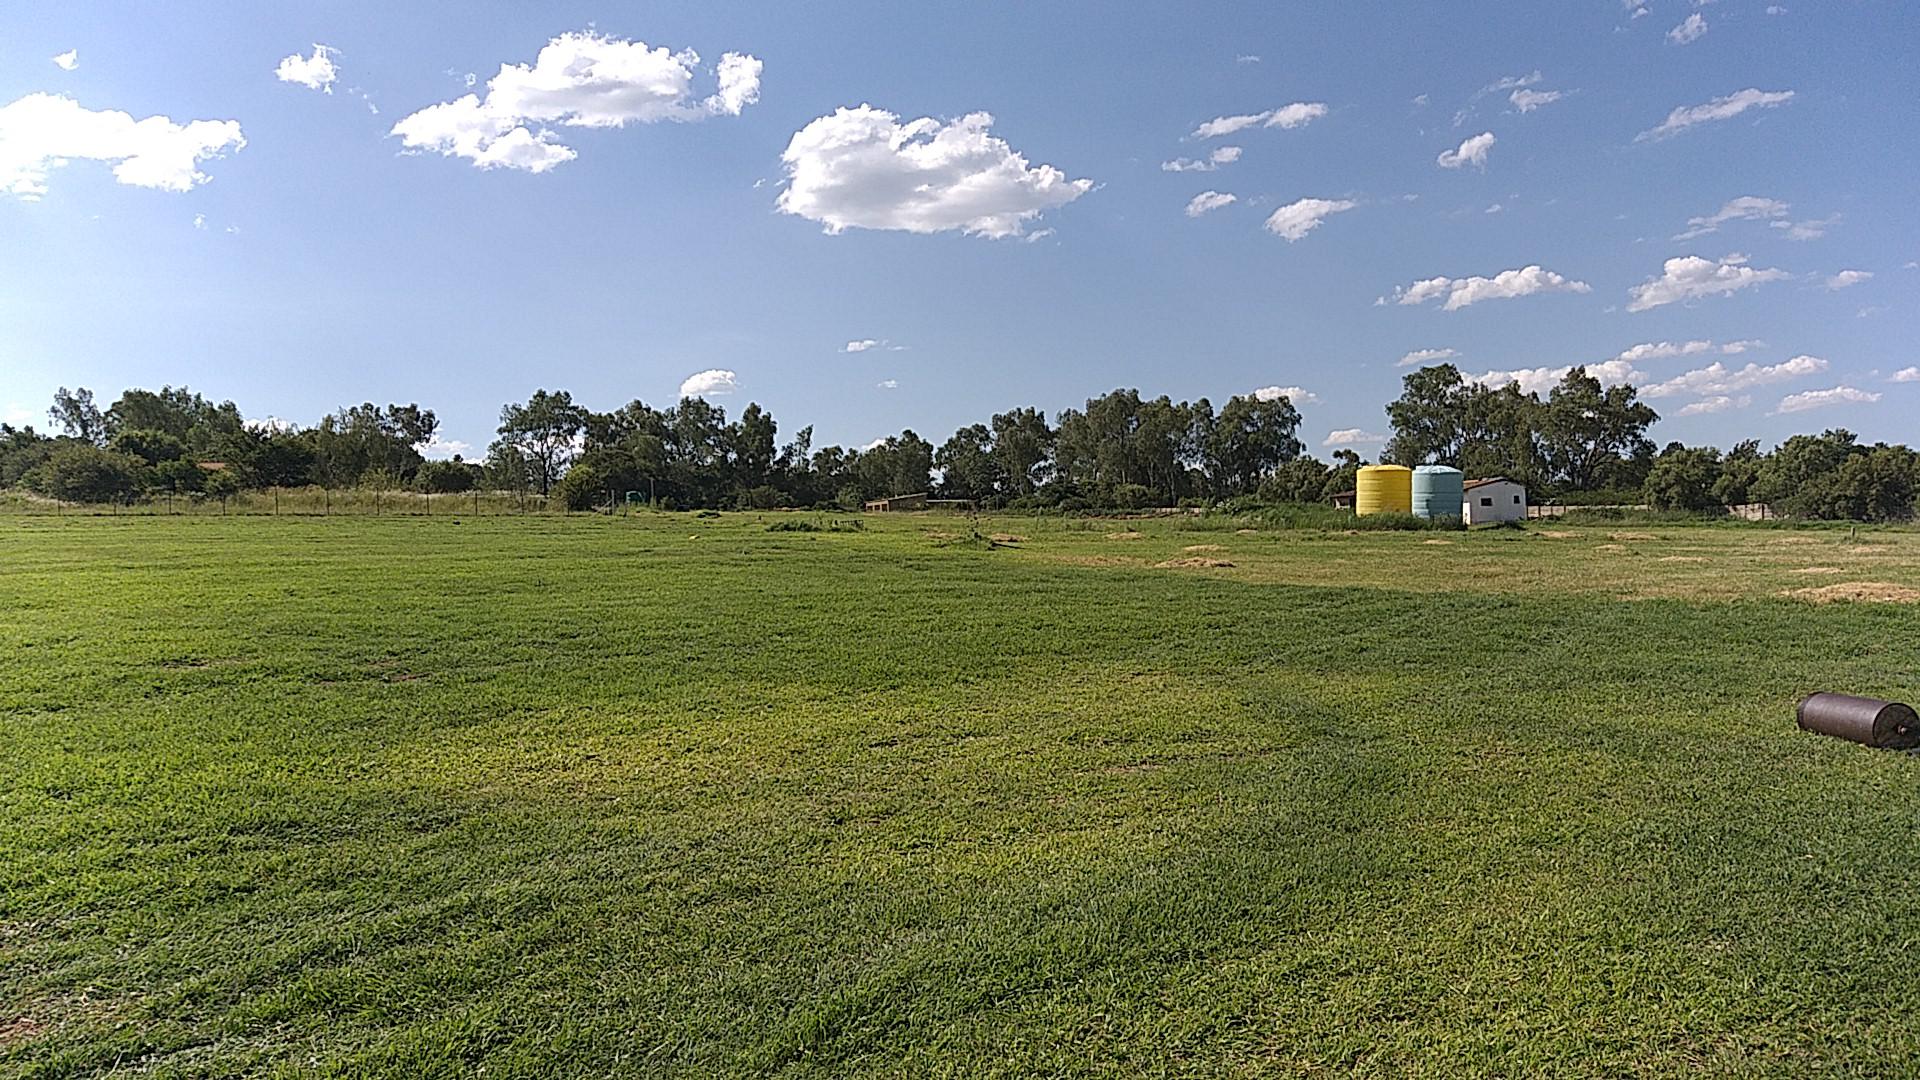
[1667,13,1709,44]
[1437,131,1495,169]
[1612,340,1715,363]
[1889,367,1920,383]
[1161,145,1241,172]
[418,436,473,460]
[679,369,738,398]
[1189,102,1327,139]
[1677,395,1749,416]
[0,93,246,199]
[776,105,1090,239]
[1637,88,1794,141]
[1185,190,1237,217]
[1675,195,1789,240]
[1825,269,1872,290]
[1509,89,1563,112]
[1773,386,1879,414]
[1324,428,1385,446]
[1390,265,1591,311]
[391,31,761,173]
[876,379,899,390]
[1468,359,1641,396]
[52,50,78,71]
[276,44,339,93]
[1642,355,1827,398]
[1263,197,1356,241]
[843,339,879,352]
[1399,347,1459,366]
[1254,386,1319,405]
[1626,254,1789,311]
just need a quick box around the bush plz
[552,463,605,511]
[27,443,144,502]
[417,459,476,494]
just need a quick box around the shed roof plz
[1463,476,1521,491]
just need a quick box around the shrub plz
[27,443,144,502]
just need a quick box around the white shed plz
[1463,477,1527,524]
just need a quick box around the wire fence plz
[0,488,586,517]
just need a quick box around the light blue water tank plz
[1411,465,1464,520]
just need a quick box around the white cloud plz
[1509,89,1563,112]
[192,213,207,229]
[1161,145,1241,172]
[876,379,899,390]
[776,105,1090,239]
[1767,4,1786,12]
[3,403,35,427]
[52,50,78,71]
[1667,13,1709,44]
[1254,385,1319,405]
[1468,359,1641,396]
[1391,264,1591,311]
[1185,190,1237,217]
[1642,355,1827,398]
[1612,340,1715,363]
[1263,197,1356,241]
[1323,428,1385,446]
[1825,269,1872,290]
[1677,395,1749,416]
[1626,254,1789,311]
[1888,367,1920,383]
[679,369,738,398]
[1236,55,1261,64]
[1637,88,1794,141]
[0,93,246,199]
[1675,195,1789,240]
[843,339,879,352]
[1437,131,1495,169]
[391,31,760,173]
[1399,347,1459,367]
[1774,386,1880,414]
[275,44,339,93]
[1189,102,1327,139]
[1771,214,1838,241]
[417,436,473,460]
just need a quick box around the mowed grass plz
[4,513,1920,1078]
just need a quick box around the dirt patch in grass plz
[1769,536,1822,546]
[1789,566,1845,575]
[925,531,959,542]
[1155,557,1234,569]
[1610,531,1659,541]
[1106,531,1144,540]
[989,533,1029,544]
[1539,530,1576,539]
[1235,528,1259,535]
[1595,544,1628,553]
[1422,539,1454,546]
[1785,582,1920,604]
[1057,555,1149,569]
[1658,556,1707,563]
[0,1016,44,1045]
[1182,544,1226,553]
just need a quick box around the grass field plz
[5,512,1920,1077]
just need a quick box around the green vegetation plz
[10,377,1920,520]
[6,513,1920,1076]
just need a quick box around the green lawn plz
[4,513,1919,1077]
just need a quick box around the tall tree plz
[49,387,106,445]
[1539,369,1658,492]
[496,390,586,495]
[990,407,1054,497]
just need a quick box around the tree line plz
[4,368,1915,521]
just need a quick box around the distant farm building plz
[1463,477,1527,524]
[863,493,976,512]
[1329,489,1357,509]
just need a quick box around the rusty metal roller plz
[1796,693,1920,749]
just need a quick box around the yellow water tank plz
[1355,464,1413,516]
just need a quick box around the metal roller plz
[1796,693,1920,749]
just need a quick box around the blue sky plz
[2,1,1915,460]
